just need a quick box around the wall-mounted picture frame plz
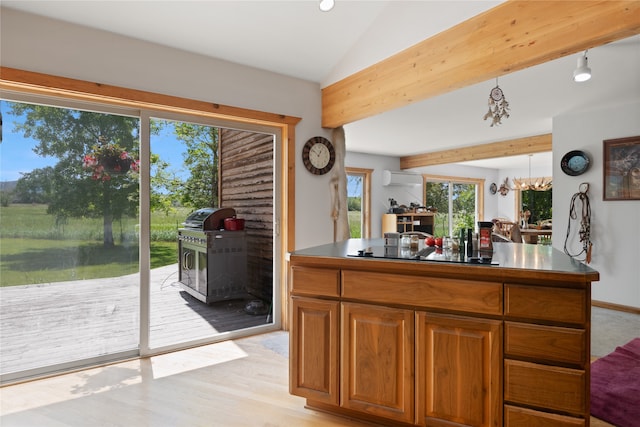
[603,135,640,201]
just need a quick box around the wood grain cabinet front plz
[416,312,502,427]
[341,302,415,424]
[289,296,340,405]
[503,284,590,426]
[291,266,340,297]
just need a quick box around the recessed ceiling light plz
[319,0,335,12]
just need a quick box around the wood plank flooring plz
[1,264,272,376]
[0,332,374,427]
[0,330,622,427]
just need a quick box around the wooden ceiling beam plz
[322,1,640,129]
[400,134,552,169]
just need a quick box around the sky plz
[0,101,185,182]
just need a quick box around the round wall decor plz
[302,136,335,175]
[561,150,590,176]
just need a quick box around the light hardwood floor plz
[0,331,375,427]
[1,327,628,427]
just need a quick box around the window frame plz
[422,174,485,236]
[345,167,372,239]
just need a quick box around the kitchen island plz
[288,239,599,427]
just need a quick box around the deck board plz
[0,264,270,376]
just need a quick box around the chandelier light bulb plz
[319,0,335,12]
[573,52,591,82]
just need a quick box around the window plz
[424,175,484,237]
[346,168,372,238]
[0,99,141,378]
[516,188,552,226]
[0,93,282,382]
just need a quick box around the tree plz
[521,189,552,224]
[13,166,55,204]
[7,102,140,247]
[172,123,219,209]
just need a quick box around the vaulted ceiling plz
[3,1,640,169]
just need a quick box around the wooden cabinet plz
[341,302,414,423]
[416,312,501,427]
[395,213,435,234]
[503,284,589,426]
[289,245,596,427]
[289,296,340,405]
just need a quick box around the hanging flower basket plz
[83,141,139,181]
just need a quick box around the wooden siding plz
[220,129,274,302]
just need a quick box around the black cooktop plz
[348,245,498,265]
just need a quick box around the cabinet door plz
[341,302,414,424]
[289,297,340,405]
[416,312,501,427]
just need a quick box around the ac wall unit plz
[382,170,422,186]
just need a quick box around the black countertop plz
[290,238,599,280]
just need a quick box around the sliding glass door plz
[1,95,281,382]
[147,116,277,350]
[0,98,141,381]
[424,176,483,237]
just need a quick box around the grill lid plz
[182,207,236,231]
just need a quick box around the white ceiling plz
[3,1,640,170]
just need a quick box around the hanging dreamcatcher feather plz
[564,183,593,263]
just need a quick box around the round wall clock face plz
[302,136,335,175]
[561,150,590,176]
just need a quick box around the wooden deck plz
[0,264,272,376]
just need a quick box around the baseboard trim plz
[592,300,640,315]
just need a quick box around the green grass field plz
[348,210,361,238]
[0,204,190,286]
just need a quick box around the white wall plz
[553,101,640,308]
[0,7,329,250]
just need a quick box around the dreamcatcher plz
[483,78,510,127]
[564,183,593,263]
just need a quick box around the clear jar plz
[410,235,419,251]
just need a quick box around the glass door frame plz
[0,91,283,382]
[422,174,485,237]
[139,110,283,356]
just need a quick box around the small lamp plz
[319,0,335,12]
[573,51,591,82]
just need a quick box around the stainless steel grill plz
[178,208,247,304]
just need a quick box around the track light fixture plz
[573,51,592,82]
[319,0,335,12]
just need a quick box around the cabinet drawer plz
[505,284,586,324]
[291,266,340,297]
[505,322,586,365]
[342,270,502,315]
[504,360,586,416]
[505,405,585,427]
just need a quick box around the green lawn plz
[348,210,361,238]
[0,204,189,286]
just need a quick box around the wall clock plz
[302,136,335,175]
[561,150,590,176]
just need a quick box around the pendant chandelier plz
[512,155,552,191]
